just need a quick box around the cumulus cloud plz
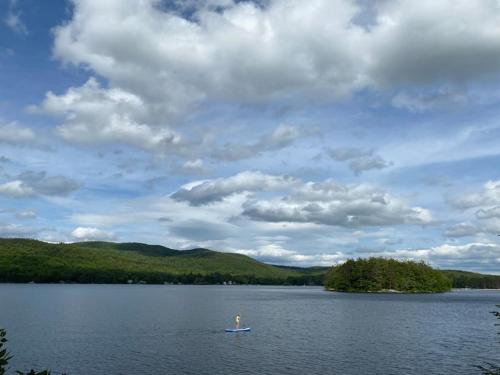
[33,78,183,151]
[0,171,80,198]
[243,180,432,227]
[30,0,500,155]
[171,170,432,227]
[71,226,116,241]
[450,180,500,209]
[171,171,299,205]
[53,0,367,103]
[35,78,305,161]
[0,122,35,145]
[55,0,500,101]
[52,0,500,107]
[327,148,392,174]
[444,180,500,239]
[369,1,500,86]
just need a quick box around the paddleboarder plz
[235,314,241,330]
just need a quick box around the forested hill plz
[442,270,500,289]
[0,238,325,285]
[1,239,499,288]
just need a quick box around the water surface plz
[0,285,498,374]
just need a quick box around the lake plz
[0,285,498,374]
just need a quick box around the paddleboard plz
[225,327,251,332]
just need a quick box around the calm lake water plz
[0,285,499,375]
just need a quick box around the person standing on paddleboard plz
[235,314,241,329]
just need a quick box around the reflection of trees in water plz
[477,305,500,375]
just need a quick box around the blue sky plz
[1,0,500,273]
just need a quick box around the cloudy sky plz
[1,0,500,272]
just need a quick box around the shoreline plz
[0,282,322,287]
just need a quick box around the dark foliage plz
[442,271,500,289]
[325,257,452,293]
[0,329,12,375]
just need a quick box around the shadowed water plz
[0,285,498,374]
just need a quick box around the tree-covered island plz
[325,258,452,293]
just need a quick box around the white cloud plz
[370,1,500,86]
[450,180,500,209]
[243,179,432,227]
[234,243,345,266]
[171,170,432,226]
[445,181,500,240]
[0,171,80,198]
[0,122,35,144]
[35,78,305,161]
[71,226,116,241]
[30,0,500,158]
[419,242,500,273]
[171,170,300,205]
[33,78,182,151]
[54,0,367,103]
[52,0,500,110]
[0,180,34,198]
[349,242,500,274]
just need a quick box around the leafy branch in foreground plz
[476,305,500,375]
[0,328,65,375]
[0,329,13,375]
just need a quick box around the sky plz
[1,0,500,273]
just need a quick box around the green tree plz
[0,329,13,375]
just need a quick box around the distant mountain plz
[0,238,324,285]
